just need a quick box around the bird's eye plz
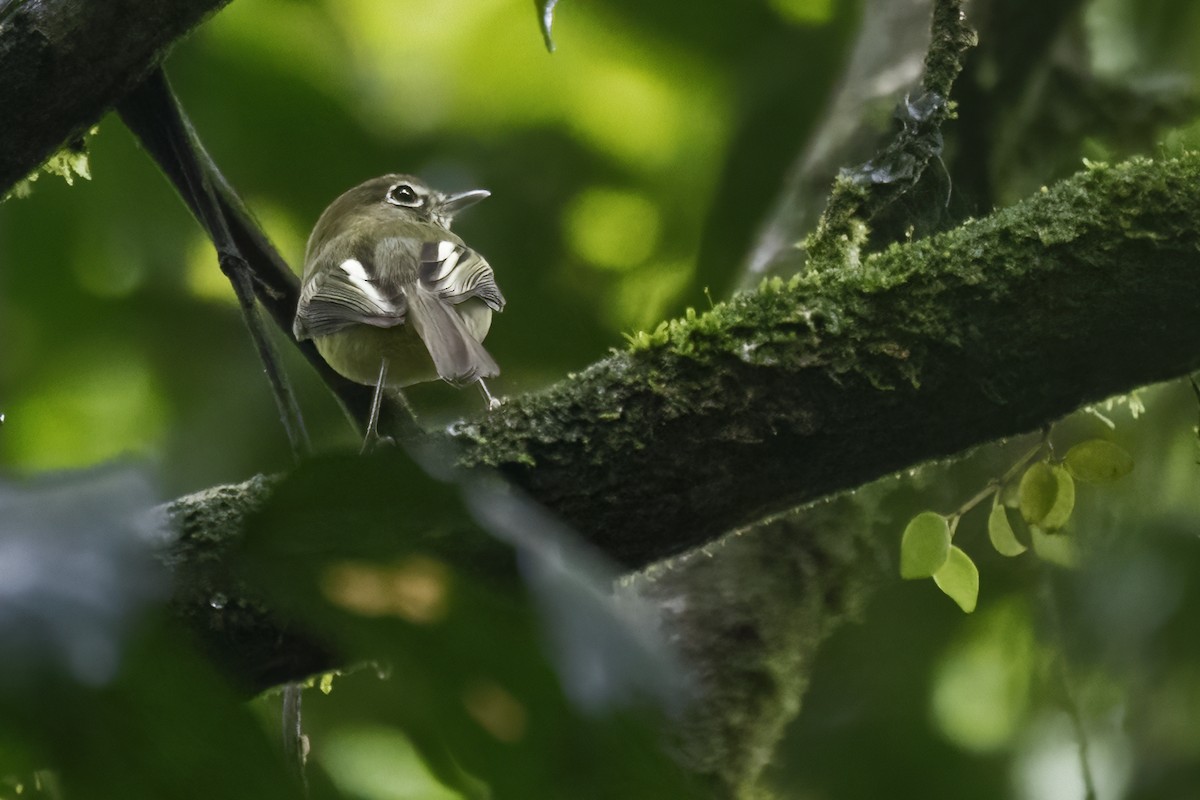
[386,183,422,207]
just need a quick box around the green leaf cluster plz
[900,438,1133,613]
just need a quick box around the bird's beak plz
[439,188,491,217]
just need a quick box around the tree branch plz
[0,0,233,193]
[448,154,1200,567]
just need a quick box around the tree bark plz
[0,0,232,192]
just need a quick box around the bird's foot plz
[478,379,502,411]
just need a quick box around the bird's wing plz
[418,240,506,312]
[293,254,406,340]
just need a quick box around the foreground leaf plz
[1031,526,1080,568]
[987,502,1026,557]
[1018,462,1075,531]
[933,546,979,613]
[900,512,951,579]
[241,451,697,800]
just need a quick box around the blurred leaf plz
[466,483,683,715]
[4,346,168,472]
[535,0,561,52]
[564,187,661,271]
[240,450,696,800]
[767,0,834,25]
[0,466,164,690]
[930,599,1034,750]
[933,546,979,614]
[1030,525,1079,569]
[1064,439,1134,483]
[900,511,950,579]
[0,468,327,800]
[987,500,1027,557]
[319,724,464,800]
[1018,462,1075,531]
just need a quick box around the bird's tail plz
[405,285,499,386]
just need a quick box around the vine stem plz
[948,431,1051,532]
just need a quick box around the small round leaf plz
[1018,462,1075,531]
[987,502,1026,557]
[933,546,979,613]
[1064,439,1133,483]
[1041,465,1075,530]
[900,512,951,579]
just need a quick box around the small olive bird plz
[293,175,505,441]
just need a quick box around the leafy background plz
[3,0,1200,797]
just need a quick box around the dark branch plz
[804,0,975,269]
[116,74,376,428]
[117,71,313,457]
[0,0,232,192]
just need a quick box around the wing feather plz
[293,257,406,339]
[419,241,506,312]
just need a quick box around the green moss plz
[2,125,98,202]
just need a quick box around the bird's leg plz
[362,358,393,454]
[477,378,501,411]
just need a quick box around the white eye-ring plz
[386,183,422,207]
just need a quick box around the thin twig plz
[1040,571,1098,800]
[116,72,375,434]
[125,70,311,458]
[948,433,1050,528]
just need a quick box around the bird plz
[293,174,505,443]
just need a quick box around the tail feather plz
[406,285,499,386]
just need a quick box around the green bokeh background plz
[3,0,1200,797]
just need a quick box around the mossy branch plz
[446,154,1200,568]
